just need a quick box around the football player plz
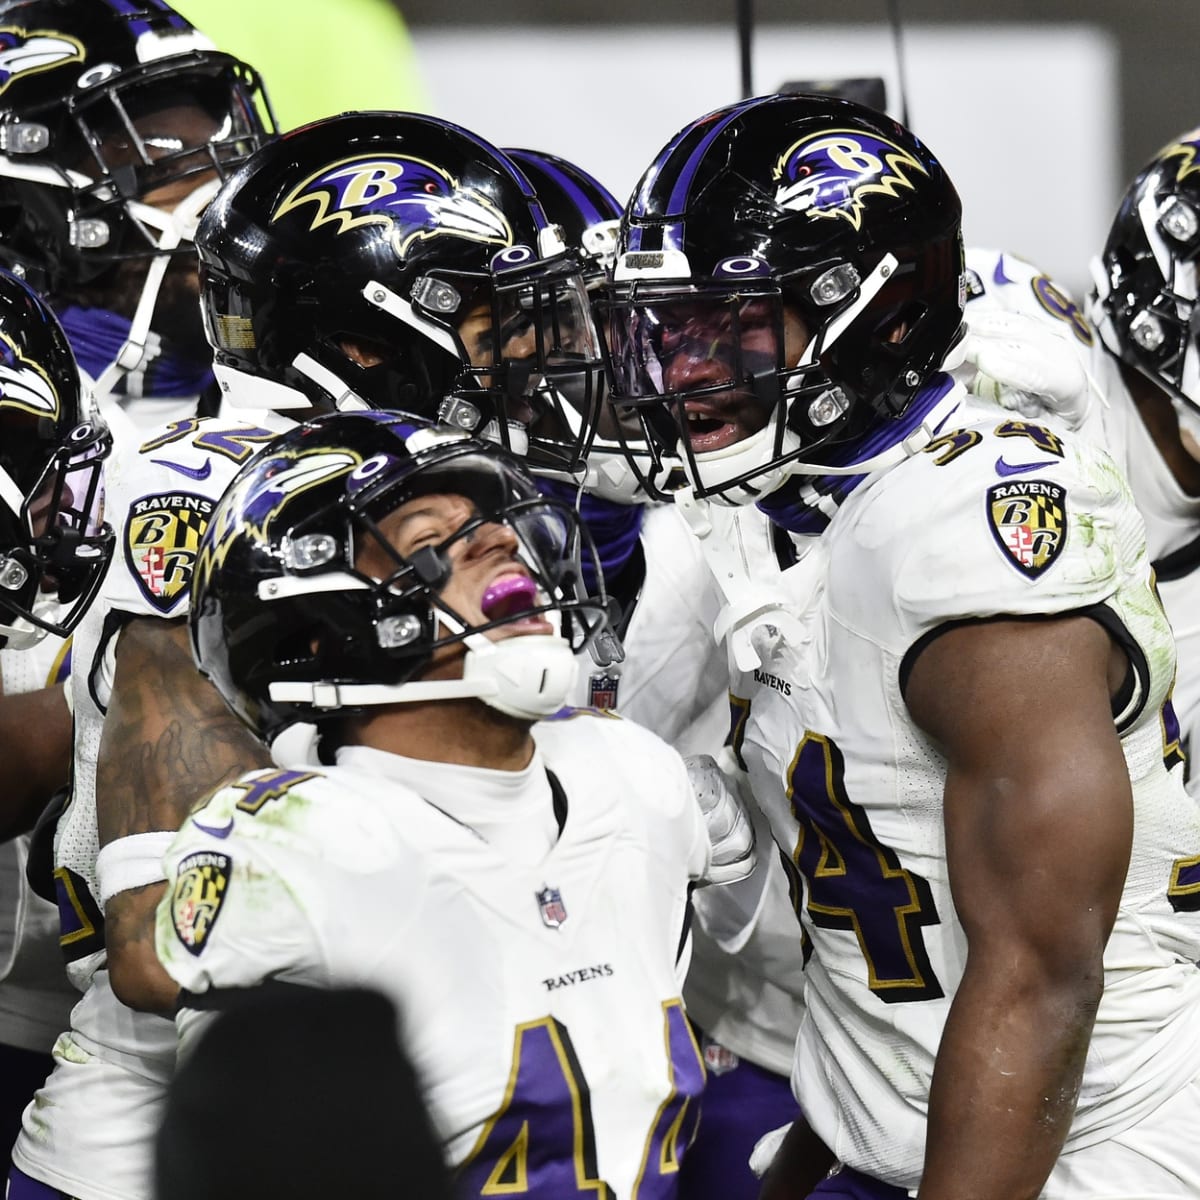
[198,111,605,474]
[605,92,1200,1198]
[156,409,754,1193]
[0,268,112,1176]
[0,0,276,425]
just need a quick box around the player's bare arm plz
[0,683,71,841]
[905,614,1132,1200]
[98,616,269,1013]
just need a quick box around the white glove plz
[961,309,1093,428]
[749,1121,792,1178]
[686,753,756,886]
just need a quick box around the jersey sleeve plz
[832,405,1149,657]
[155,788,327,1004]
[102,413,290,621]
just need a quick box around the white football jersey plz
[158,712,710,1194]
[675,504,811,1075]
[736,394,1200,1189]
[13,409,291,1200]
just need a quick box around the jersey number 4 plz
[457,1002,703,1197]
[785,731,945,1004]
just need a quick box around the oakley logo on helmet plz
[271,154,514,255]
[0,331,60,419]
[1159,131,1200,184]
[0,29,84,96]
[772,130,928,231]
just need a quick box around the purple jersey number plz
[786,732,944,1004]
[458,1003,704,1197]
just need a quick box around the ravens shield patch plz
[986,479,1066,578]
[171,851,231,956]
[125,493,215,612]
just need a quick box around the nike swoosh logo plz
[151,457,213,481]
[995,457,1058,477]
[191,817,234,839]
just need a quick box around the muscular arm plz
[905,615,1132,1200]
[97,617,269,1013]
[0,682,71,840]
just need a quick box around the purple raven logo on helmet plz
[772,129,928,231]
[196,447,362,585]
[0,28,84,96]
[271,154,514,256]
[1159,129,1200,185]
[0,332,61,420]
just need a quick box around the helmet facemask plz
[602,256,913,502]
[396,250,605,474]
[0,414,112,648]
[28,54,274,280]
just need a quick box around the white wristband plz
[95,831,178,911]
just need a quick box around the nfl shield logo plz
[589,672,620,710]
[536,886,567,929]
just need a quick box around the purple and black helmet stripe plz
[626,96,780,252]
[506,149,620,228]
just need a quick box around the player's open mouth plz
[480,571,550,630]
[683,401,749,453]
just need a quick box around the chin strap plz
[267,616,579,723]
[91,178,222,401]
[674,487,816,673]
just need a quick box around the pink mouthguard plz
[480,573,539,620]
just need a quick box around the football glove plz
[686,752,756,886]
[962,309,1093,428]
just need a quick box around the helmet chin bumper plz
[685,413,802,505]
[460,632,578,720]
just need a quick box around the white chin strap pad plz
[461,632,578,721]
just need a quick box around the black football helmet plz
[0,267,112,647]
[189,410,610,746]
[196,112,605,474]
[1089,128,1200,411]
[0,0,275,293]
[601,93,966,502]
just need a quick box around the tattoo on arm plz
[96,618,270,845]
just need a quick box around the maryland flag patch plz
[986,479,1067,578]
[171,851,231,957]
[125,492,215,612]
